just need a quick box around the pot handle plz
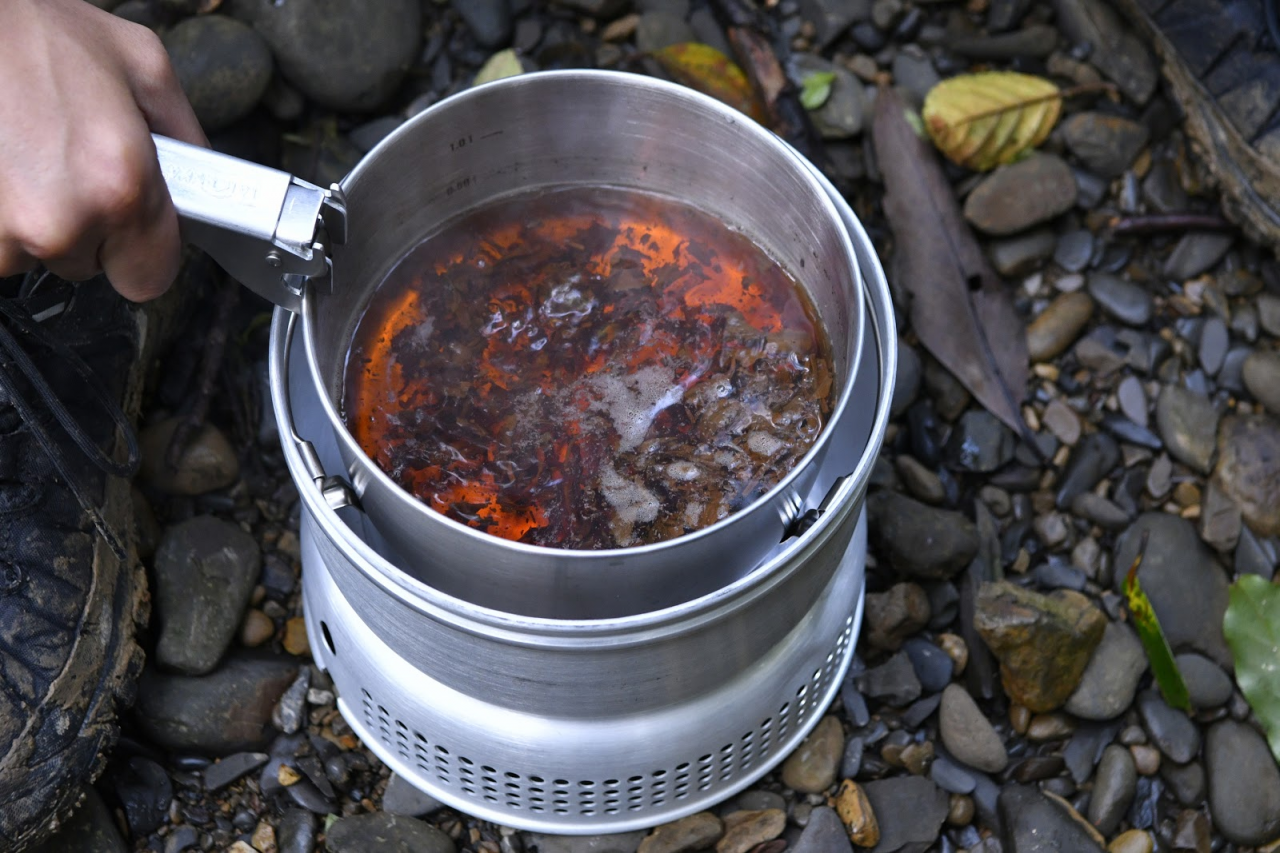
[153,134,347,312]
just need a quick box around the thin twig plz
[1106,212,1234,235]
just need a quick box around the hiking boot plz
[0,272,150,852]
[1116,0,1280,250]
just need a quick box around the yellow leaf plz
[473,49,524,87]
[922,71,1062,171]
[651,42,766,123]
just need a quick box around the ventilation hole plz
[483,776,498,786]
[506,772,521,780]
[530,775,545,784]
[485,795,499,803]
[605,808,619,815]
[459,756,474,766]
[506,782,520,790]
[361,688,371,699]
[676,791,689,800]
[531,797,545,804]
[463,786,476,795]
[605,799,620,807]
[698,782,711,791]
[628,804,643,812]
[531,806,545,813]
[529,786,543,794]
[604,789,619,797]
[482,765,497,773]
[629,775,644,784]
[555,808,570,815]
[436,746,449,755]
[579,780,595,788]
[555,779,570,786]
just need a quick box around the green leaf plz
[1225,574,1280,763]
[1123,531,1191,711]
[323,813,340,833]
[800,71,836,110]
[473,49,524,87]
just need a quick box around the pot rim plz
[301,68,867,565]
[271,156,897,636]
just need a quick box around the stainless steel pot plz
[159,70,867,619]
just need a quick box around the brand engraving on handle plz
[162,162,262,205]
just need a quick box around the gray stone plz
[999,784,1104,852]
[1055,432,1120,509]
[799,0,869,48]
[133,654,299,754]
[1259,294,1280,337]
[930,752,977,794]
[903,637,954,692]
[856,651,922,707]
[990,229,1057,276]
[1054,229,1094,273]
[229,0,422,112]
[891,48,940,105]
[1243,350,1280,416]
[1161,759,1206,806]
[451,0,510,47]
[1065,621,1147,720]
[203,752,269,792]
[861,776,948,853]
[1213,413,1280,537]
[867,491,979,580]
[891,343,921,417]
[139,418,239,495]
[528,830,649,853]
[947,24,1058,59]
[1087,273,1152,326]
[944,410,1015,473]
[1236,525,1279,580]
[1069,492,1130,530]
[327,813,455,853]
[964,154,1078,236]
[383,773,445,817]
[153,515,260,676]
[1050,0,1156,104]
[1061,112,1149,178]
[350,116,404,154]
[940,684,1008,773]
[792,55,865,139]
[1175,653,1233,710]
[1114,514,1232,666]
[1064,721,1122,784]
[1199,316,1229,375]
[1117,376,1148,428]
[272,670,309,735]
[635,12,695,52]
[163,16,272,134]
[1206,720,1280,845]
[1087,745,1136,836]
[277,809,317,853]
[28,786,126,853]
[1200,478,1242,552]
[789,807,852,853]
[840,736,864,779]
[1164,232,1234,280]
[1155,385,1219,473]
[1137,689,1200,763]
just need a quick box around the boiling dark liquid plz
[341,186,834,550]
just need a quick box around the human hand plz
[0,0,207,302]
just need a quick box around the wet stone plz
[867,492,978,580]
[940,684,1008,773]
[451,0,511,47]
[863,582,930,651]
[1214,414,1280,537]
[1117,376,1148,428]
[1160,759,1206,807]
[1012,755,1064,783]
[895,455,945,505]
[1070,492,1130,530]
[204,752,269,793]
[903,637,954,692]
[272,670,309,735]
[1028,291,1095,362]
[931,752,977,794]
[947,24,1058,59]
[716,809,785,853]
[891,48,940,105]
[1137,690,1200,763]
[857,652,921,708]
[1175,653,1233,710]
[1042,398,1081,445]
[1243,350,1280,416]
[1055,432,1120,509]
[140,418,240,496]
[789,806,852,853]
[989,229,1057,276]
[111,757,172,837]
[1065,621,1147,720]
[163,16,272,134]
[781,716,844,794]
[1197,317,1229,377]
[799,0,869,48]
[326,813,455,853]
[1087,273,1153,326]
[1155,385,1219,474]
[999,784,1104,852]
[1088,745,1137,836]
[793,56,865,139]
[1236,525,1279,579]
[1200,479,1242,552]
[1054,229,1094,273]
[153,515,260,676]
[1164,232,1234,281]
[1062,113,1150,178]
[28,784,127,853]
[383,773,444,817]
[841,736,864,780]
[1259,293,1280,337]
[944,411,1014,473]
[230,0,421,112]
[639,812,724,853]
[635,12,695,51]
[861,776,948,853]
[892,342,921,418]
[1205,719,1280,845]
[964,154,1078,236]
[974,582,1106,712]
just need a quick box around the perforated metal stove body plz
[271,165,894,834]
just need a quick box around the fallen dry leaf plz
[872,86,1030,434]
[473,49,524,87]
[651,42,766,123]
[922,71,1062,171]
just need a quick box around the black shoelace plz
[0,273,140,563]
